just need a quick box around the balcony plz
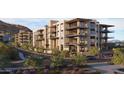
[90,42,95,46]
[90,31,96,36]
[101,30,114,33]
[101,36,114,39]
[50,35,59,39]
[79,42,88,46]
[36,38,44,41]
[66,25,78,30]
[38,34,43,36]
[66,25,89,30]
[80,24,89,28]
[90,36,96,39]
[65,33,87,38]
[51,30,56,33]
[65,42,78,46]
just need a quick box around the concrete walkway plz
[88,62,124,74]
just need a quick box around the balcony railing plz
[51,30,56,33]
[65,42,78,46]
[80,24,89,28]
[65,41,88,46]
[66,25,89,30]
[50,35,59,39]
[101,30,114,33]
[36,38,44,41]
[37,34,43,36]
[79,40,88,46]
[101,36,114,39]
[90,31,96,35]
[65,33,87,38]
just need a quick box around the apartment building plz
[34,29,45,48]
[0,31,11,42]
[15,30,33,46]
[98,24,114,51]
[0,31,5,41]
[34,18,114,54]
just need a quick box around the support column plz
[77,29,80,53]
[105,27,108,50]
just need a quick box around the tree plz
[73,53,87,66]
[7,47,19,60]
[0,42,19,68]
[0,56,11,68]
[88,47,99,56]
[0,42,19,60]
[112,48,124,65]
[0,42,10,56]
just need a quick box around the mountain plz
[0,20,32,34]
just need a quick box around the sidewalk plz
[88,62,124,74]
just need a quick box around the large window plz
[90,22,95,29]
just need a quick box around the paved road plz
[88,62,124,74]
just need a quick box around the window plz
[90,22,95,29]
[90,36,95,39]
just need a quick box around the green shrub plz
[112,48,124,65]
[23,57,44,68]
[51,49,65,67]
[73,53,87,66]
[0,42,19,60]
[88,47,99,56]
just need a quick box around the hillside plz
[0,20,32,34]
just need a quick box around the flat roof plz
[66,18,92,23]
[38,29,44,31]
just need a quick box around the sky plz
[0,18,124,41]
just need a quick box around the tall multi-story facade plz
[0,31,12,42]
[0,31,5,41]
[15,30,33,46]
[34,28,45,48]
[34,18,114,54]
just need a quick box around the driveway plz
[88,62,124,74]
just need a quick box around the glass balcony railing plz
[101,36,114,39]
[65,33,87,38]
[80,24,89,28]
[65,42,77,46]
[66,24,89,30]
[101,30,114,33]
